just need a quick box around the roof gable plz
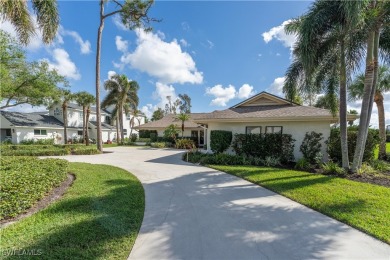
[232,92,297,108]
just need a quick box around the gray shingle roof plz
[89,121,113,130]
[135,113,209,129]
[193,105,335,121]
[1,111,64,128]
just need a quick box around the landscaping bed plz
[0,144,100,156]
[1,162,145,259]
[0,157,69,220]
[209,165,390,244]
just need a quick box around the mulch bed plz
[346,173,390,188]
[0,173,75,228]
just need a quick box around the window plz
[5,129,11,136]
[123,129,127,136]
[54,107,61,116]
[246,126,261,134]
[266,126,283,134]
[34,129,47,136]
[77,131,83,136]
[126,114,131,120]
[79,112,83,120]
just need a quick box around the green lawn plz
[374,142,390,158]
[1,163,145,259]
[210,165,390,244]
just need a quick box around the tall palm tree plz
[0,0,59,45]
[102,74,139,144]
[352,1,390,171]
[176,113,190,138]
[52,89,74,144]
[75,91,95,145]
[284,0,364,170]
[349,65,390,159]
[95,0,155,152]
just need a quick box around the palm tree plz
[94,0,155,152]
[75,91,95,145]
[102,74,139,144]
[129,109,144,135]
[349,65,390,159]
[352,1,390,171]
[52,89,74,144]
[284,0,364,170]
[0,0,59,45]
[176,113,190,138]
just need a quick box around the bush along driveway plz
[0,162,144,259]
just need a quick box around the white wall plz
[14,127,63,144]
[122,114,145,137]
[206,121,331,161]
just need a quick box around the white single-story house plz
[0,103,145,144]
[137,92,358,160]
[135,113,209,147]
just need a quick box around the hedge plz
[327,127,379,163]
[210,130,232,153]
[0,157,68,220]
[0,144,99,156]
[139,130,157,138]
[232,133,295,163]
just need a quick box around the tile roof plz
[135,113,209,129]
[1,111,64,128]
[193,105,336,121]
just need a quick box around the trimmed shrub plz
[151,142,167,148]
[322,161,345,175]
[139,130,157,138]
[386,134,390,142]
[138,138,151,142]
[175,139,196,149]
[261,156,281,167]
[300,131,323,164]
[20,138,54,145]
[232,133,295,163]
[130,134,138,142]
[210,130,232,153]
[295,158,311,171]
[327,127,379,163]
[0,157,68,219]
[150,133,157,142]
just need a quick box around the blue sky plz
[1,0,388,126]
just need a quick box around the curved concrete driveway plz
[59,147,390,259]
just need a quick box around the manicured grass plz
[210,165,390,244]
[103,143,119,148]
[1,163,145,259]
[374,142,390,158]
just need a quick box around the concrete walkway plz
[59,147,390,260]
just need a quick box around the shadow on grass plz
[3,178,144,260]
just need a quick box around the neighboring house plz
[0,103,144,144]
[193,92,358,160]
[135,113,209,147]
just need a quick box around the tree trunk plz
[182,122,184,138]
[63,103,68,144]
[339,40,349,170]
[352,25,381,171]
[376,92,386,159]
[82,106,86,144]
[119,106,124,144]
[352,30,376,172]
[95,0,104,152]
[116,115,120,144]
[86,106,91,146]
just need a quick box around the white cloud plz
[61,29,91,54]
[112,16,127,31]
[157,31,166,40]
[276,53,281,56]
[204,40,214,49]
[107,70,116,80]
[118,29,203,84]
[206,85,237,107]
[115,36,128,53]
[46,48,81,80]
[153,82,177,107]
[140,104,155,119]
[206,83,256,107]
[266,77,285,97]
[2,103,47,113]
[180,39,189,47]
[262,20,297,57]
[181,22,190,31]
[237,84,255,99]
